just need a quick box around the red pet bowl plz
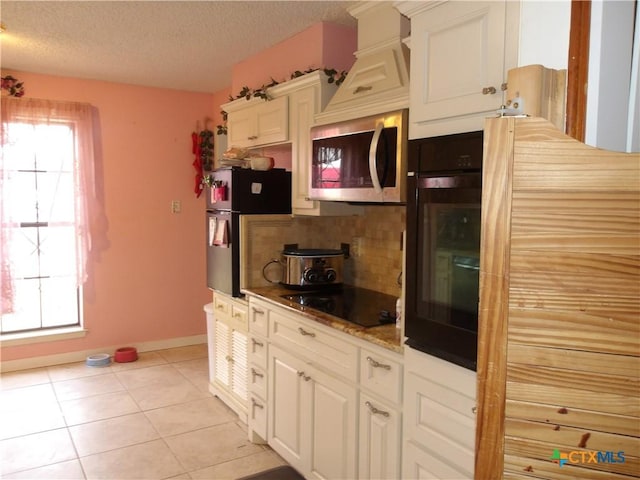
[114,347,138,363]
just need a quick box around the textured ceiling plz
[0,1,357,93]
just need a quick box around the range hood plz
[315,1,410,125]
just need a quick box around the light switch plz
[171,200,181,213]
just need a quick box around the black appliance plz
[281,286,397,328]
[206,167,291,297]
[405,131,483,371]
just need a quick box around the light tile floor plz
[0,344,286,479]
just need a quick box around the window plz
[1,97,94,336]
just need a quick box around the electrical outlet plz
[171,200,181,213]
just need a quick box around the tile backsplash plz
[241,205,406,297]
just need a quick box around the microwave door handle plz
[369,122,384,194]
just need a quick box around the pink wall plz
[1,20,355,364]
[1,70,216,362]
[231,22,356,98]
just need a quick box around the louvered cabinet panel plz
[209,291,249,422]
[231,329,248,402]
[214,320,231,388]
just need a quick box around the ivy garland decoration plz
[216,67,347,135]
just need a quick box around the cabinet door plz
[358,393,401,480]
[289,86,316,213]
[230,329,248,402]
[307,367,357,480]
[410,1,506,128]
[403,440,468,480]
[403,349,476,479]
[226,108,254,148]
[269,345,307,470]
[227,97,288,148]
[254,96,288,145]
[214,320,231,388]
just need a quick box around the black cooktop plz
[281,285,398,328]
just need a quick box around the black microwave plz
[309,110,408,203]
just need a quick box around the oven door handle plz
[418,174,482,189]
[369,122,384,194]
[453,262,480,271]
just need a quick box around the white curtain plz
[1,97,95,314]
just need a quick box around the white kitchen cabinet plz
[402,347,476,480]
[269,344,357,480]
[395,0,520,138]
[208,291,249,423]
[287,72,364,216]
[359,346,403,480]
[248,295,404,480]
[358,392,401,480]
[223,72,363,216]
[224,95,288,148]
[247,301,269,443]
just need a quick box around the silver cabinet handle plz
[225,355,233,363]
[366,356,391,370]
[297,370,311,381]
[248,135,258,140]
[353,85,373,94]
[482,86,497,95]
[365,401,390,417]
[251,398,264,409]
[251,338,264,348]
[252,307,265,315]
[298,327,316,337]
[472,406,478,414]
[251,368,264,378]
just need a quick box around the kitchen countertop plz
[242,285,404,354]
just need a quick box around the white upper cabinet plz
[395,0,520,138]
[224,95,289,148]
[287,73,363,216]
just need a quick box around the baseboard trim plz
[0,334,208,372]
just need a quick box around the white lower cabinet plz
[207,292,249,423]
[247,296,404,480]
[402,347,476,480]
[358,392,401,480]
[269,344,357,480]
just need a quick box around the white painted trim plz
[0,334,207,372]
[1,327,88,347]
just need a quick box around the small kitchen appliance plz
[264,247,345,289]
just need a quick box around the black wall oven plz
[405,131,483,371]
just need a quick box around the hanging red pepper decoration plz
[191,124,214,198]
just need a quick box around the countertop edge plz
[242,286,404,355]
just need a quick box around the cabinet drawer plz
[269,308,358,382]
[249,364,267,400]
[249,303,269,336]
[404,349,476,464]
[213,295,231,321]
[249,394,267,440]
[248,334,267,369]
[360,348,403,405]
[230,304,248,332]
